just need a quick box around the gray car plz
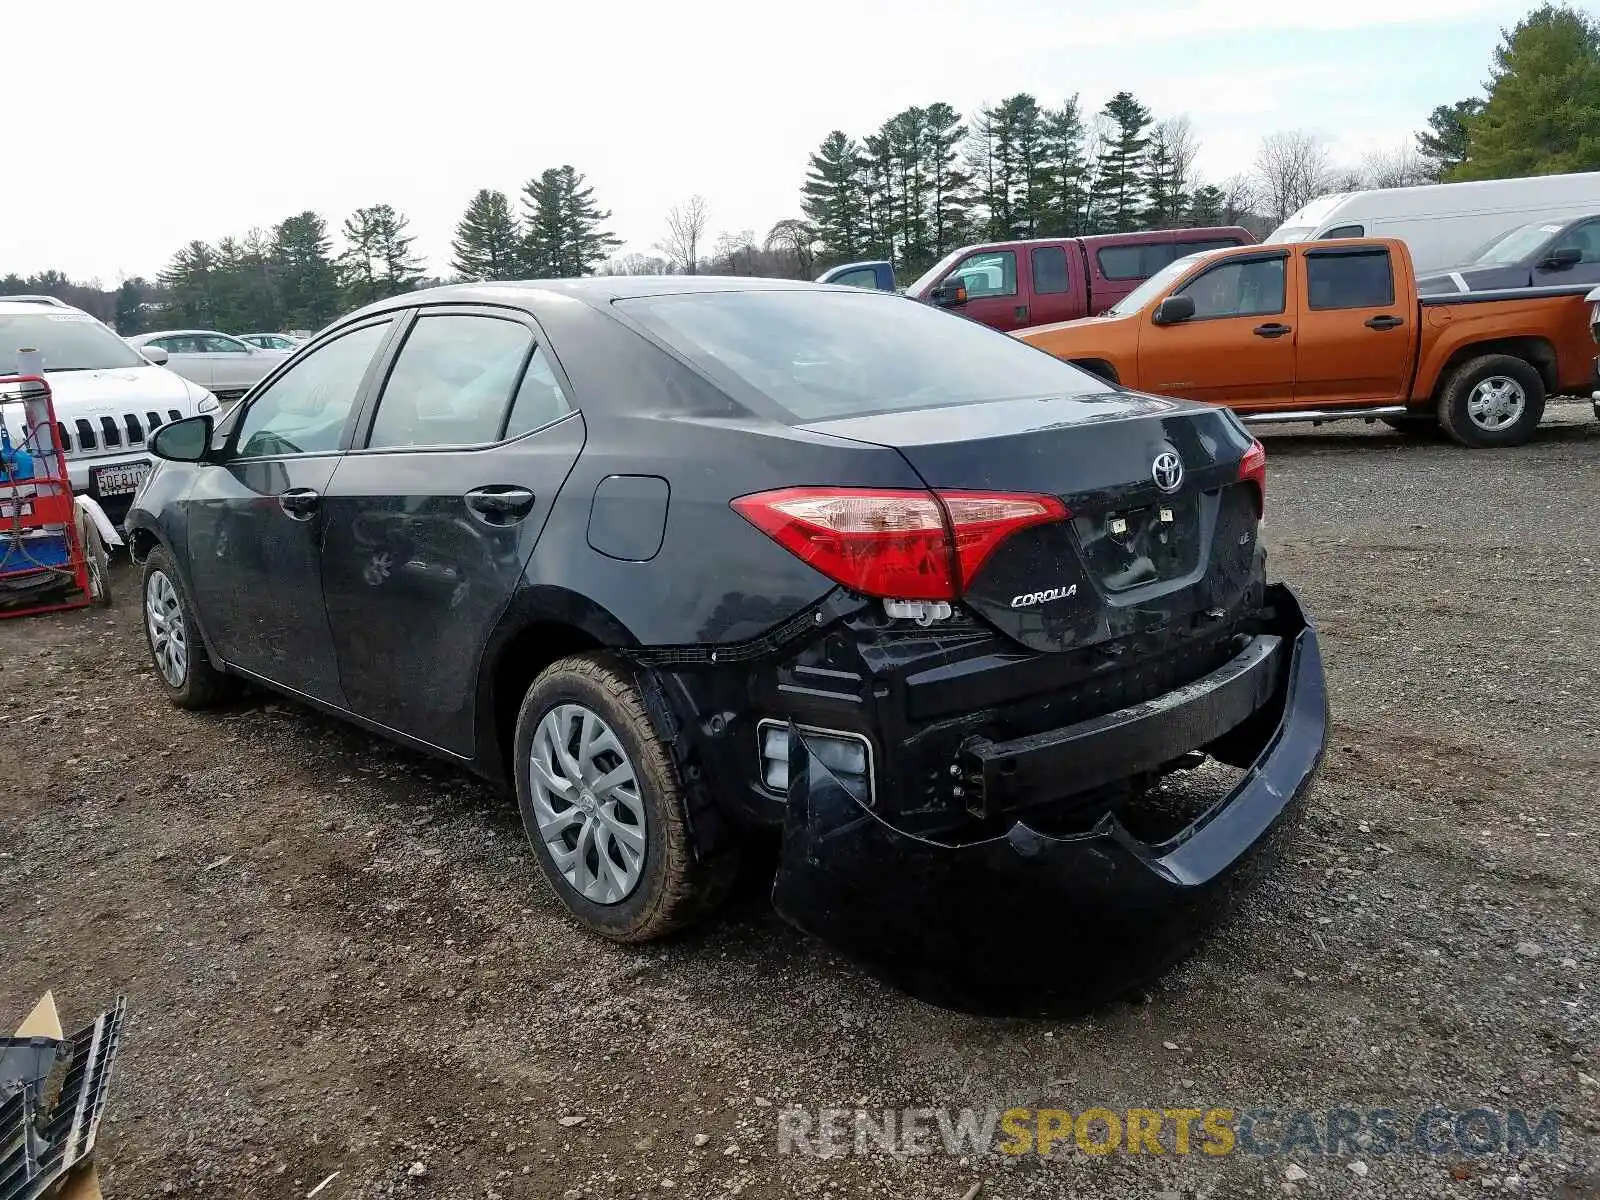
[127,329,290,400]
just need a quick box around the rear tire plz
[513,652,738,942]
[141,546,230,709]
[1436,354,1545,448]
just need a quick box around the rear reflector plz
[1238,439,1266,511]
[732,486,1067,601]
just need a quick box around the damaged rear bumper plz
[771,584,1328,1015]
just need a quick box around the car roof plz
[345,275,833,323]
[0,299,92,317]
[130,329,234,340]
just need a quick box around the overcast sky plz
[8,0,1525,284]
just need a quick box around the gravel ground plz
[1,404,1597,1199]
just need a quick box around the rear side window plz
[368,314,534,449]
[948,251,1016,298]
[234,320,391,458]
[1097,242,1180,281]
[1175,256,1286,319]
[1030,246,1069,294]
[503,346,572,438]
[617,289,1104,422]
[1306,249,1395,310]
[1174,238,1241,258]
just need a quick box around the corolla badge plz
[1152,449,1184,493]
[1010,584,1078,609]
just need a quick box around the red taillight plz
[1238,439,1266,511]
[731,486,1068,601]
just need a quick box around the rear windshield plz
[616,290,1103,422]
[0,311,147,373]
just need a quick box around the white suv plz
[0,301,218,520]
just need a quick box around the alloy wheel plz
[1466,376,1527,432]
[529,704,648,904]
[145,570,188,687]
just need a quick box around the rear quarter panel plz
[1414,292,1596,396]
[1014,316,1139,384]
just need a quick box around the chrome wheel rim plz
[1466,376,1526,431]
[145,570,187,687]
[529,704,647,905]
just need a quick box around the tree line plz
[7,3,1596,330]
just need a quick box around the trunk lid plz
[800,392,1262,654]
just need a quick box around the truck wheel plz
[1436,355,1545,448]
[513,652,738,943]
[141,546,231,709]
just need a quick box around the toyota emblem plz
[1152,450,1184,493]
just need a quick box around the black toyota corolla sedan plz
[126,278,1327,1013]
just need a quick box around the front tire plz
[1437,354,1545,448]
[141,546,230,708]
[513,653,736,942]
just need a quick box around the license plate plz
[93,461,150,497]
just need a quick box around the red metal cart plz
[0,374,102,617]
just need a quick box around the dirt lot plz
[2,406,1597,1199]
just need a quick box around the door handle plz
[1365,315,1404,330]
[1015,304,1030,322]
[1253,323,1293,339]
[464,485,536,525]
[278,488,320,520]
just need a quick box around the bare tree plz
[1251,131,1333,225]
[1157,115,1202,220]
[657,195,709,275]
[1220,173,1260,226]
[710,229,759,275]
[1357,142,1434,190]
[599,252,673,276]
[764,218,818,279]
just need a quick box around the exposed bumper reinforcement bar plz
[771,584,1329,1016]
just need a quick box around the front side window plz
[234,320,390,457]
[367,314,534,449]
[1097,245,1148,281]
[949,251,1016,298]
[828,268,881,290]
[1306,250,1395,309]
[1318,224,1365,240]
[201,334,251,353]
[1175,256,1287,319]
[1549,219,1600,264]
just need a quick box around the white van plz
[1267,172,1600,274]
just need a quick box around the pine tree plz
[114,277,149,335]
[160,241,219,327]
[272,211,340,330]
[1040,97,1090,236]
[963,109,1005,240]
[985,94,1047,239]
[519,167,619,277]
[1188,184,1226,226]
[1417,99,1485,180]
[923,102,972,261]
[451,188,523,281]
[338,204,421,308]
[1097,91,1154,232]
[1452,5,1600,180]
[801,131,871,266]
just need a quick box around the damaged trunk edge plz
[768,585,1328,1015]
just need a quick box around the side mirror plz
[149,414,214,463]
[1152,295,1197,325]
[930,279,969,308]
[141,346,170,365]
[1541,245,1583,270]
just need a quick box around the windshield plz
[1270,225,1315,243]
[617,289,1103,422]
[1470,222,1561,265]
[1106,256,1200,316]
[0,311,148,373]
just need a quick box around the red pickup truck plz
[816,227,1255,333]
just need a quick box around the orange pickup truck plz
[1017,237,1595,447]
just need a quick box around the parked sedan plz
[125,278,1327,1012]
[126,329,289,400]
[237,332,305,352]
